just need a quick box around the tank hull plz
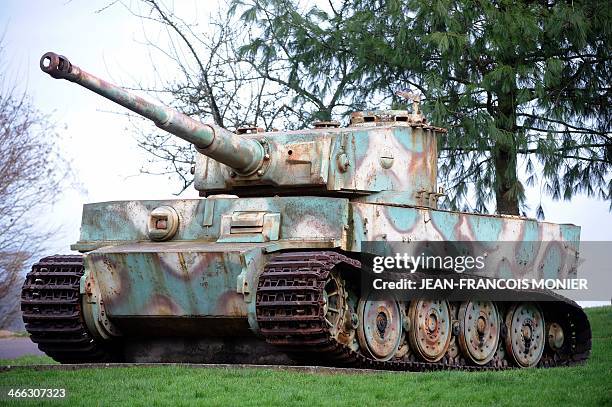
[71,196,580,330]
[22,196,590,368]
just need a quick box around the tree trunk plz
[494,92,520,215]
[493,145,520,215]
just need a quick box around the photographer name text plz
[372,277,588,291]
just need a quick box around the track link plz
[256,251,591,371]
[21,255,120,363]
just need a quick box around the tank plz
[21,52,591,369]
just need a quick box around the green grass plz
[0,355,56,366]
[0,331,29,339]
[0,307,610,406]
[7,331,30,338]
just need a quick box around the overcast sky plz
[1,0,610,258]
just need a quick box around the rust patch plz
[215,291,248,317]
[144,294,184,316]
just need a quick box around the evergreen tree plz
[232,0,611,215]
[231,0,375,125]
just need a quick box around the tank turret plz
[40,52,445,207]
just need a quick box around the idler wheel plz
[458,301,500,365]
[323,272,347,339]
[505,303,545,367]
[408,299,452,362]
[357,295,402,361]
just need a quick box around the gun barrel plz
[40,52,264,175]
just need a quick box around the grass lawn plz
[0,307,610,406]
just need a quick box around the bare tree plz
[101,0,389,193]
[0,252,28,330]
[0,53,69,330]
[108,0,306,193]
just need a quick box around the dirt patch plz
[0,330,16,338]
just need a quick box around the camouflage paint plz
[349,203,580,280]
[76,196,350,335]
[74,196,349,250]
[75,195,579,337]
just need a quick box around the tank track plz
[21,255,120,363]
[256,251,591,371]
